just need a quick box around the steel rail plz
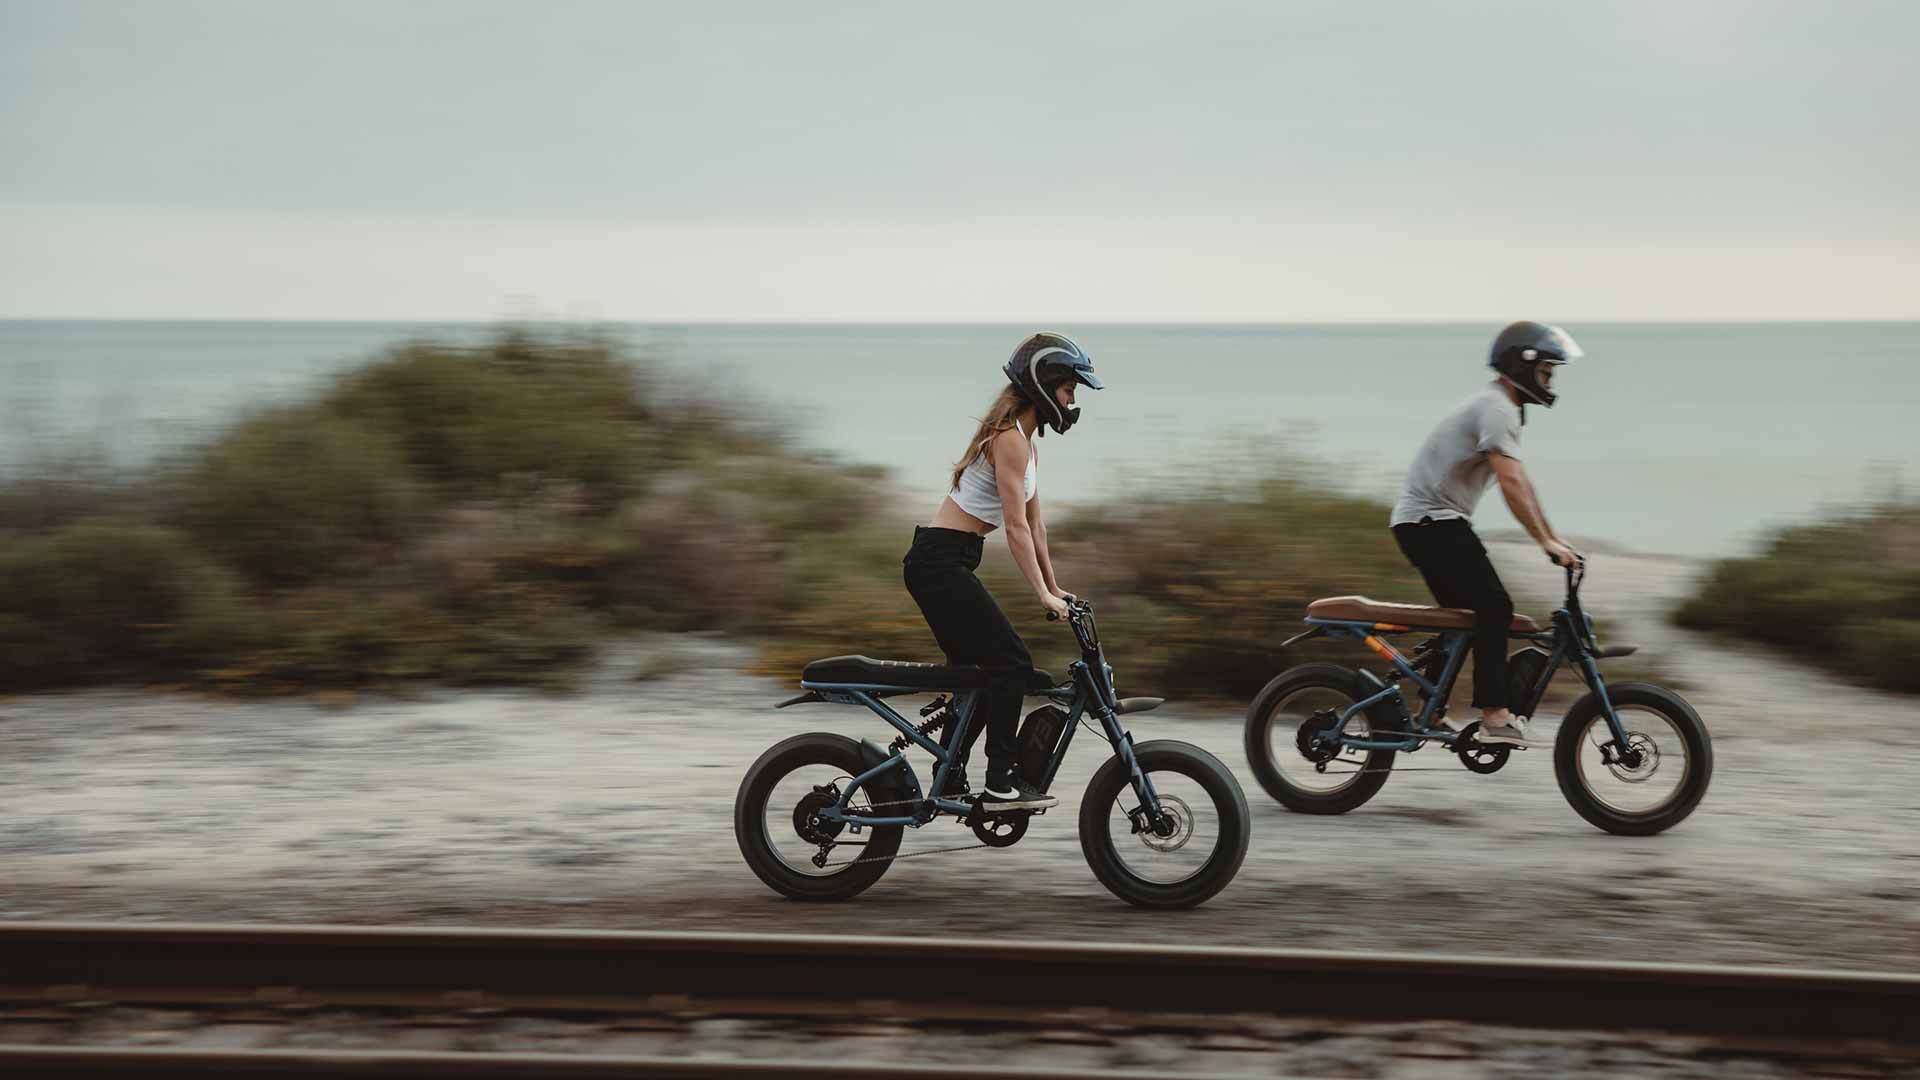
[0,921,1914,1045]
[0,1046,1267,1080]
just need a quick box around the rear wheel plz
[1078,741,1250,909]
[734,733,905,900]
[1553,683,1711,836]
[1244,663,1396,814]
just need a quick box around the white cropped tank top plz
[949,436,1036,527]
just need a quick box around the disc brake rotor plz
[1137,794,1194,853]
[1605,732,1660,783]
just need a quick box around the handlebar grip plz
[1046,610,1061,621]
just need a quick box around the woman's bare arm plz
[992,431,1057,606]
[1028,493,1066,597]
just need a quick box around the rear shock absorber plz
[890,695,952,753]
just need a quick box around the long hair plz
[949,384,1030,492]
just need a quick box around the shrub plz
[324,332,657,498]
[752,518,939,680]
[169,408,422,589]
[1050,473,1436,699]
[1675,503,1920,693]
[193,580,597,691]
[0,452,132,533]
[0,522,248,686]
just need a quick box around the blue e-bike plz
[734,599,1251,908]
[1244,563,1711,835]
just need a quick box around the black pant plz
[1392,519,1512,710]
[903,526,1032,784]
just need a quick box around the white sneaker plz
[1476,717,1532,746]
[980,780,1058,810]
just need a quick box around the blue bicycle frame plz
[784,601,1169,831]
[1292,567,1638,754]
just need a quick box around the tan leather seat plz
[1306,595,1540,634]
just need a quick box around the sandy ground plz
[2,541,1917,973]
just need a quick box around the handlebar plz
[1546,548,1587,590]
[1046,596,1091,622]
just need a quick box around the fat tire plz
[1078,740,1251,909]
[1553,683,1712,836]
[734,732,905,900]
[1244,662,1396,814]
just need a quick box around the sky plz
[2,0,1915,321]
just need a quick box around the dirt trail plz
[1,543,1916,971]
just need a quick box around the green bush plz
[170,407,422,589]
[1674,503,1920,693]
[324,333,657,497]
[753,518,939,680]
[1047,473,1437,699]
[198,581,597,691]
[0,522,249,686]
[0,327,925,693]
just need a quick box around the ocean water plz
[3,320,1914,557]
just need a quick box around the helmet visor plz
[1033,351,1103,391]
[1539,325,1583,363]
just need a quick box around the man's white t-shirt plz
[1390,382,1523,528]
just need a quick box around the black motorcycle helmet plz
[1004,331,1104,434]
[1488,321,1581,408]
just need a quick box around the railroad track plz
[0,921,1914,1076]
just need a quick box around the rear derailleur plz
[799,783,877,868]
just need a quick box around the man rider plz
[1390,321,1586,746]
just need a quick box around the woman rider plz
[903,331,1103,812]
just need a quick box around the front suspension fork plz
[1107,717,1172,836]
[1578,658,1631,743]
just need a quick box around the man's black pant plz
[1392,518,1513,710]
[903,526,1032,783]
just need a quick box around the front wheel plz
[1553,683,1712,836]
[734,732,906,900]
[1078,740,1251,909]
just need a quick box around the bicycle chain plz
[1315,745,1534,776]
[827,840,992,867]
[1315,761,1531,775]
[816,787,1021,866]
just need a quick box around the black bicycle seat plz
[802,655,1054,692]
